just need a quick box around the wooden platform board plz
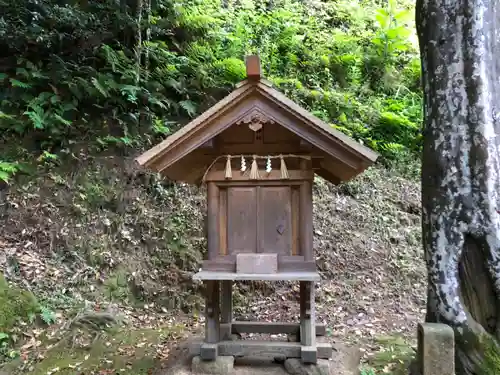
[189,340,333,361]
[224,321,326,336]
[193,271,320,281]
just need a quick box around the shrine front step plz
[191,340,333,362]
[220,322,326,338]
[189,356,292,375]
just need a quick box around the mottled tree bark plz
[135,0,143,85]
[0,180,8,219]
[416,0,500,374]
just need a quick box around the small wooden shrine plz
[136,55,378,365]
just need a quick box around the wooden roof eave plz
[136,75,379,183]
[135,81,255,172]
[315,168,341,185]
[153,90,375,183]
[255,82,379,166]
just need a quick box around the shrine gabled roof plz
[136,56,378,184]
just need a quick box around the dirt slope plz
[0,154,425,373]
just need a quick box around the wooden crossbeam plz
[220,321,326,336]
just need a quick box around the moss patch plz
[0,274,38,332]
[476,332,500,375]
[101,268,134,303]
[361,335,415,375]
[3,325,182,375]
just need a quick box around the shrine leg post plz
[300,280,317,364]
[220,280,233,339]
[201,280,220,360]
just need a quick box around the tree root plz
[47,311,121,352]
[68,311,119,331]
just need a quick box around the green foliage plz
[39,306,57,326]
[0,161,20,183]
[102,269,133,302]
[0,274,39,332]
[0,0,422,171]
[1,327,176,375]
[0,274,57,354]
[0,274,62,363]
[361,335,415,375]
[480,334,500,375]
[0,332,18,359]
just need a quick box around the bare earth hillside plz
[0,154,425,374]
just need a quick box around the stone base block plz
[284,358,330,375]
[191,355,235,375]
[300,346,318,364]
[200,343,218,360]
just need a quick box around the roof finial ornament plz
[245,55,261,81]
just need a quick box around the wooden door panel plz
[258,186,292,255]
[227,187,257,254]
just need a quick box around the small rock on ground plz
[161,365,192,375]
[330,343,361,375]
[283,341,360,375]
[284,358,330,375]
[192,356,235,375]
[234,357,290,374]
[160,357,291,375]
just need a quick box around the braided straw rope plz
[201,154,311,182]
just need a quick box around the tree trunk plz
[144,0,151,74]
[135,0,143,85]
[416,0,500,374]
[0,180,8,219]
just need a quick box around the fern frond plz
[9,79,31,89]
[91,77,110,98]
[179,100,197,117]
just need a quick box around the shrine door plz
[224,185,298,256]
